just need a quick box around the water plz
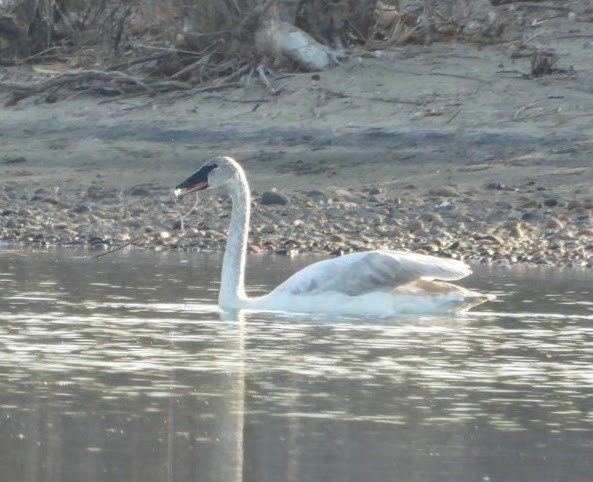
[1,249,592,482]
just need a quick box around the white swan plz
[175,156,493,315]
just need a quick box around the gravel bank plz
[2,180,592,268]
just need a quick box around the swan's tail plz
[393,279,495,313]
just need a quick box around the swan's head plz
[174,156,243,198]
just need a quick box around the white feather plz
[270,250,471,296]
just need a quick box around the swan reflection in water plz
[175,156,494,316]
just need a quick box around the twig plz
[176,192,201,231]
[209,96,270,104]
[218,63,251,83]
[511,2,570,11]
[446,108,461,123]
[428,69,492,85]
[23,46,64,62]
[0,69,192,104]
[555,34,593,40]
[510,107,560,122]
[130,42,205,56]
[170,53,212,80]
[257,64,276,94]
[368,96,423,105]
[375,64,491,85]
[0,250,27,257]
[512,95,564,120]
[106,52,169,71]
[113,82,241,111]
[94,237,142,259]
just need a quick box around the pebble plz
[545,217,565,230]
[522,211,543,223]
[429,187,458,197]
[130,186,152,197]
[509,223,525,239]
[484,181,505,190]
[261,191,290,205]
[304,189,326,198]
[72,204,91,213]
[406,220,424,232]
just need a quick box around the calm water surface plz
[0,249,592,482]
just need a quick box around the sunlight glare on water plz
[0,249,592,482]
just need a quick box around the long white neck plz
[219,173,250,307]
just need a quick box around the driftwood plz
[0,0,513,106]
[0,69,192,105]
[0,51,257,105]
[255,18,340,71]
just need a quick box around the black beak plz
[174,164,215,198]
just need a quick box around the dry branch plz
[0,69,192,104]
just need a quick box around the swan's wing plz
[272,250,472,296]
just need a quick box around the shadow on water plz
[0,249,592,482]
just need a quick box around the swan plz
[174,156,493,315]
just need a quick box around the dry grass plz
[1,0,269,62]
[0,0,508,104]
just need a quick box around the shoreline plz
[2,21,593,268]
[1,178,592,269]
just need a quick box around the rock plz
[406,220,424,232]
[509,223,525,239]
[543,198,558,207]
[476,234,504,245]
[329,233,346,243]
[522,211,542,223]
[130,186,152,197]
[484,182,505,190]
[172,219,183,230]
[347,239,367,250]
[520,200,539,209]
[5,219,19,228]
[420,213,443,223]
[42,197,61,205]
[429,187,458,197]
[255,19,338,71]
[72,204,91,213]
[415,242,439,252]
[435,201,455,210]
[331,189,358,202]
[387,208,401,219]
[261,191,290,205]
[541,191,561,200]
[326,208,345,219]
[88,237,108,248]
[304,189,326,198]
[545,217,565,230]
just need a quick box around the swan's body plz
[175,157,493,315]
